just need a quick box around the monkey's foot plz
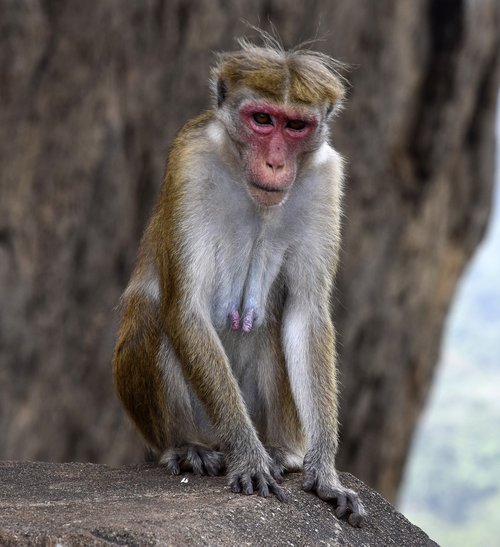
[303,463,366,527]
[160,444,225,476]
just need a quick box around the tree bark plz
[0,0,498,501]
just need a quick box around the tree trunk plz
[0,0,498,501]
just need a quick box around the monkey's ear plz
[217,78,228,108]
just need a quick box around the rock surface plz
[0,461,436,546]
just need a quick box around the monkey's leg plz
[113,294,172,452]
[114,294,223,474]
[282,300,366,526]
[155,337,226,476]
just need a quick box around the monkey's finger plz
[256,474,270,498]
[160,452,181,475]
[334,494,348,518]
[348,511,363,528]
[230,478,242,493]
[348,512,363,527]
[268,478,287,502]
[302,468,318,491]
[241,474,254,496]
[169,461,181,475]
[346,495,365,527]
[270,466,284,482]
[316,484,337,502]
[201,449,225,476]
[186,447,205,475]
[166,460,181,475]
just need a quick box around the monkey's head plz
[213,39,346,207]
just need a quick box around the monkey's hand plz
[227,448,287,501]
[303,454,366,527]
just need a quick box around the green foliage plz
[400,355,500,546]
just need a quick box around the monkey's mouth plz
[249,180,286,194]
[248,180,289,207]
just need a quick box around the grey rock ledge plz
[0,461,437,546]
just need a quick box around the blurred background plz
[0,1,499,545]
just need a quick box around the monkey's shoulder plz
[171,111,216,151]
[177,111,215,138]
[166,111,220,171]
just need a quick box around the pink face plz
[240,102,318,206]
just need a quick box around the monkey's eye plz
[253,112,273,125]
[286,120,307,131]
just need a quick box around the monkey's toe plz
[302,466,366,527]
[302,466,318,491]
[188,445,225,476]
[160,444,225,476]
[159,449,181,475]
[316,484,365,527]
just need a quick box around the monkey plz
[112,36,365,527]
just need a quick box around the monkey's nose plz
[266,161,285,172]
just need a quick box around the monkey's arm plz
[282,262,365,525]
[163,294,286,500]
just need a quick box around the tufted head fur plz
[212,34,347,110]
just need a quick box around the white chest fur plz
[210,215,288,332]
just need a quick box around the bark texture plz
[0,0,498,501]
